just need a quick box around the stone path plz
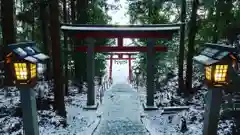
[93,83,149,135]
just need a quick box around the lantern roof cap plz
[8,41,49,63]
[193,43,235,65]
[204,43,235,52]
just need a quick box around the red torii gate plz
[106,52,136,82]
[61,24,180,109]
[105,37,137,81]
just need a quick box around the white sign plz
[114,60,127,65]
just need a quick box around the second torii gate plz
[61,24,180,109]
[107,37,137,82]
[106,52,136,82]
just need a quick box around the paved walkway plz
[93,83,149,135]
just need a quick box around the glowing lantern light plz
[5,42,49,87]
[193,43,236,88]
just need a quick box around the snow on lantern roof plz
[33,53,49,61]
[24,56,38,63]
[8,41,49,63]
[193,54,219,66]
[14,47,28,57]
[193,43,235,66]
[24,46,36,55]
[204,43,235,51]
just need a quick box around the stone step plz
[162,111,180,114]
[222,103,240,110]
[233,100,240,103]
[162,106,189,112]
[233,96,240,99]
[233,103,240,109]
[234,108,240,111]
[232,94,240,98]
[234,92,240,95]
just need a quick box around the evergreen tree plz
[49,0,66,117]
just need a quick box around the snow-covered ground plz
[0,81,102,135]
[0,0,238,134]
[135,68,235,135]
[0,65,237,135]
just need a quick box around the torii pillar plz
[109,54,113,80]
[128,54,133,82]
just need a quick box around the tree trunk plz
[185,0,198,94]
[70,0,76,78]
[76,0,88,24]
[32,11,35,41]
[49,0,66,117]
[1,0,16,97]
[178,0,186,94]
[75,0,88,92]
[70,0,76,23]
[40,2,52,80]
[212,0,221,43]
[1,0,16,49]
[63,0,69,96]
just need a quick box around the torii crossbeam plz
[61,24,180,110]
[75,46,167,52]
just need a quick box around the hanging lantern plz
[5,42,49,87]
[193,43,237,88]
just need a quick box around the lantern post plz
[20,87,39,135]
[5,42,49,135]
[193,43,240,135]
